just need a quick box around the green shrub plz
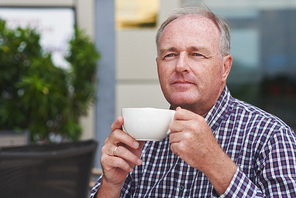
[0,18,100,143]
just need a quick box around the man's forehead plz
[158,14,220,49]
[167,14,219,34]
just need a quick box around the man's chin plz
[169,93,198,104]
[169,99,197,110]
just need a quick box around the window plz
[116,0,159,29]
[0,7,75,68]
[183,1,296,129]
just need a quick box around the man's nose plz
[175,52,190,73]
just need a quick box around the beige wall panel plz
[116,0,181,118]
[116,83,170,117]
[117,29,158,80]
[76,0,95,40]
[116,0,181,81]
[159,0,181,22]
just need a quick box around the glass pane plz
[178,2,296,130]
[0,7,75,69]
[224,8,296,129]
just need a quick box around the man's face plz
[156,15,232,115]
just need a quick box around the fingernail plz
[137,159,142,165]
[133,141,139,148]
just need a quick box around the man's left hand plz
[169,107,237,195]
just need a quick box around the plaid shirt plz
[90,87,296,197]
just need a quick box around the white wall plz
[115,0,181,116]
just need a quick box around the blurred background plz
[0,0,295,182]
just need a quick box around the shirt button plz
[179,185,185,191]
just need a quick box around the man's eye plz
[165,54,175,57]
[192,53,203,57]
[164,53,176,59]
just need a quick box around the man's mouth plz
[171,81,195,90]
[172,80,195,85]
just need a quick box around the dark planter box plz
[0,130,29,146]
[0,140,98,198]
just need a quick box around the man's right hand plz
[97,116,144,197]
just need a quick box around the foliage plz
[0,19,100,143]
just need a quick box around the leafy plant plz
[0,18,100,143]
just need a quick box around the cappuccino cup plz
[121,108,175,141]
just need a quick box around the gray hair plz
[156,6,231,57]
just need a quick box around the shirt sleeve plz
[218,167,265,197]
[89,175,103,198]
[220,127,296,198]
[89,174,134,198]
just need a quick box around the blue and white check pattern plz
[90,86,296,197]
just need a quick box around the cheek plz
[157,64,172,96]
[207,61,224,80]
[157,63,170,81]
[205,67,224,92]
[158,68,169,90]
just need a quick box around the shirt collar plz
[204,86,232,132]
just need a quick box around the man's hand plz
[97,116,144,198]
[169,107,237,195]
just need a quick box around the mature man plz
[90,6,296,197]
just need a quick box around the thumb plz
[111,116,124,131]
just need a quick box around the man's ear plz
[222,55,232,83]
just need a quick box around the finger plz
[102,153,134,173]
[102,145,137,173]
[111,116,124,131]
[111,117,141,150]
[111,129,140,150]
[170,142,182,157]
[169,131,182,143]
[111,145,142,166]
[174,107,197,121]
[101,135,137,160]
[138,141,145,150]
[169,120,185,133]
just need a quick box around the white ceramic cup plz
[121,108,175,141]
